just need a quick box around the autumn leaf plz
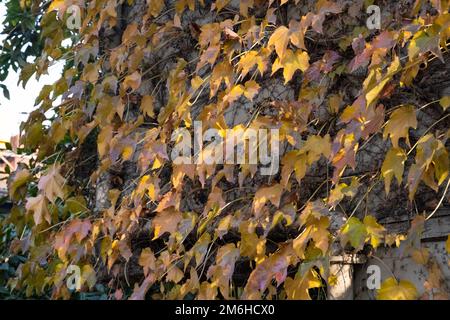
[198,23,221,48]
[439,96,450,110]
[210,61,233,97]
[123,71,142,92]
[152,208,182,239]
[377,277,418,300]
[267,26,290,59]
[146,0,165,17]
[272,49,309,83]
[383,105,417,148]
[284,268,322,300]
[363,216,385,249]
[82,265,97,290]
[8,169,31,201]
[328,177,360,208]
[222,80,261,104]
[81,63,99,83]
[140,95,155,118]
[365,57,400,107]
[407,134,449,200]
[252,184,283,215]
[25,194,51,226]
[37,165,66,203]
[243,244,293,299]
[239,221,264,259]
[294,216,330,258]
[408,23,446,63]
[237,49,269,78]
[381,148,407,195]
[340,217,367,250]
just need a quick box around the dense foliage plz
[1,0,450,300]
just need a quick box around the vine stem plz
[407,113,450,156]
[425,177,450,221]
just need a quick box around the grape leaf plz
[383,105,417,148]
[381,148,407,195]
[377,277,418,300]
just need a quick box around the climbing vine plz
[2,0,450,300]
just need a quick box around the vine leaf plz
[383,105,417,148]
[340,217,367,250]
[123,71,142,92]
[252,184,283,215]
[381,148,407,195]
[237,50,269,78]
[152,208,182,239]
[8,169,31,201]
[284,268,322,300]
[267,26,290,59]
[363,216,386,249]
[37,165,66,203]
[377,277,418,300]
[272,49,309,83]
[328,177,360,208]
[25,195,51,226]
[439,96,450,110]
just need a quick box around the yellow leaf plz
[152,156,163,170]
[252,184,283,215]
[81,63,99,83]
[284,268,322,300]
[243,80,260,101]
[377,277,418,300]
[340,217,367,250]
[48,0,67,14]
[383,105,417,148]
[328,177,360,208]
[267,26,290,59]
[138,248,156,276]
[223,85,244,104]
[152,208,182,239]
[381,147,407,195]
[191,75,204,91]
[123,71,142,92]
[237,49,269,78]
[37,165,66,203]
[25,194,51,226]
[166,266,184,284]
[439,96,450,111]
[365,57,400,107]
[147,0,165,17]
[210,61,233,97]
[140,95,155,118]
[272,49,309,83]
[82,265,96,290]
[8,169,31,200]
[363,215,385,248]
[239,225,259,258]
[122,23,139,44]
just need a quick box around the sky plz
[0,3,63,142]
